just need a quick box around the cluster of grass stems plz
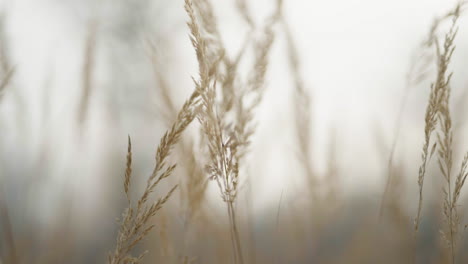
[4,0,468,264]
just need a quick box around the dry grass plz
[108,65,200,262]
[412,2,468,263]
[414,2,464,233]
[5,1,468,264]
[77,20,98,128]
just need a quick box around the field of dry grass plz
[3,0,468,263]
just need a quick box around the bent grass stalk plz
[413,3,468,263]
[108,68,200,263]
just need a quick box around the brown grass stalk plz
[276,0,317,201]
[413,3,468,264]
[78,21,97,127]
[184,1,244,263]
[108,61,200,263]
[0,66,13,98]
[149,42,211,259]
[0,195,18,264]
[435,10,462,262]
[379,30,435,220]
[185,0,278,263]
[389,3,468,227]
[0,28,15,263]
[414,3,464,233]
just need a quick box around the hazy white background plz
[2,0,468,229]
